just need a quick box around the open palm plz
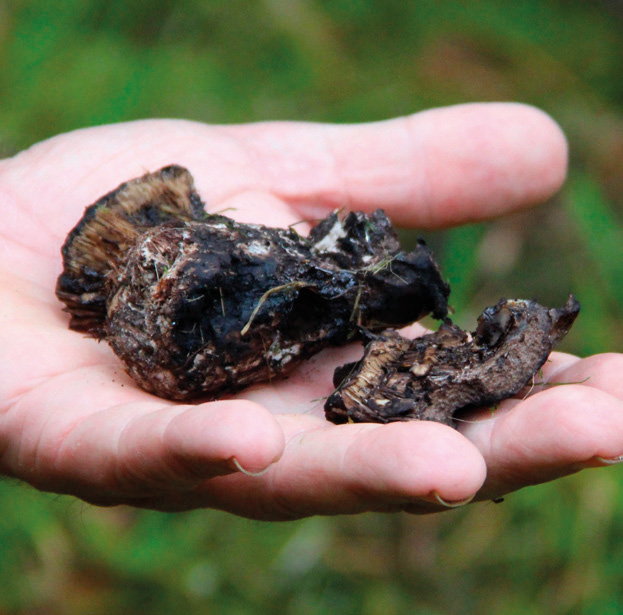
[2,103,622,520]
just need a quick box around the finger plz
[60,401,284,504]
[543,352,623,400]
[235,102,568,227]
[136,417,487,519]
[160,402,285,478]
[2,379,285,504]
[215,190,306,228]
[4,103,566,252]
[461,385,623,501]
[537,351,581,380]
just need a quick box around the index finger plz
[234,102,568,228]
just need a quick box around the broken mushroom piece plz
[56,165,450,400]
[324,296,580,427]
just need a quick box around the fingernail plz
[230,456,271,477]
[594,455,623,466]
[423,491,475,508]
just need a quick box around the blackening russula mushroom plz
[324,295,580,427]
[56,165,450,401]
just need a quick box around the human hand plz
[2,103,621,519]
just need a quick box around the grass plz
[2,1,623,613]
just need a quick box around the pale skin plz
[1,102,622,520]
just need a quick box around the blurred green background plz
[2,0,623,613]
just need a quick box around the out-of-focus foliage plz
[1,1,623,614]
